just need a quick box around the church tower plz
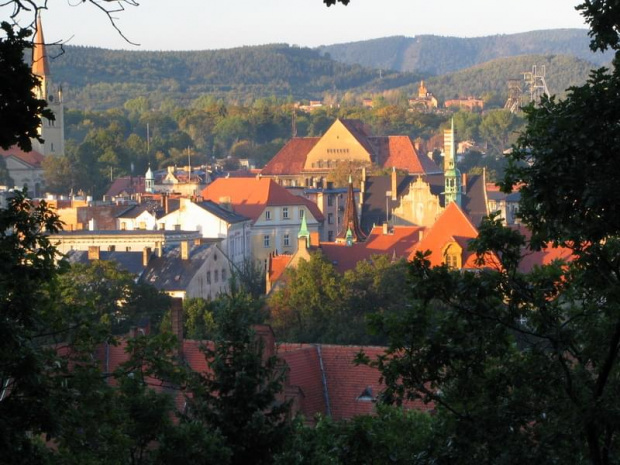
[443,119,462,207]
[335,175,366,243]
[31,15,64,156]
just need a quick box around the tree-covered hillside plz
[49,44,421,110]
[422,54,598,106]
[318,29,614,74]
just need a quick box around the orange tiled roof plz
[1,146,45,168]
[409,202,485,268]
[201,177,324,222]
[261,138,319,176]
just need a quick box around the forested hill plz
[49,44,420,110]
[423,54,598,106]
[318,29,614,74]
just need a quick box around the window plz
[139,221,146,230]
[283,234,290,247]
[214,270,219,283]
[328,231,334,242]
[222,268,226,281]
[282,207,289,219]
[299,208,305,219]
[265,210,272,220]
[264,235,270,248]
[328,213,334,224]
[446,254,458,269]
[207,271,211,284]
[327,195,334,207]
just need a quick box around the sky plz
[4,0,589,51]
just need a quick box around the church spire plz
[297,211,310,248]
[336,175,366,243]
[32,15,50,80]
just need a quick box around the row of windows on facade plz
[265,207,304,221]
[310,157,351,169]
[206,268,227,284]
[264,234,293,248]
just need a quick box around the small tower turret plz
[443,119,462,207]
[145,164,155,193]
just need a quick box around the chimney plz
[181,241,190,260]
[142,247,151,267]
[155,241,162,257]
[391,167,397,201]
[461,173,467,194]
[88,245,100,260]
[418,228,424,242]
[253,324,276,362]
[170,298,184,356]
[310,231,320,247]
[163,194,169,215]
[382,222,388,235]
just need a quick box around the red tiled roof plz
[279,344,432,421]
[105,176,146,197]
[261,138,319,176]
[268,254,294,286]
[320,225,422,273]
[201,178,324,222]
[370,136,442,174]
[1,146,45,168]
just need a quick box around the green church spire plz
[443,118,462,207]
[298,211,310,248]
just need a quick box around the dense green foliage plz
[319,29,614,74]
[0,22,53,150]
[268,253,409,344]
[274,406,434,465]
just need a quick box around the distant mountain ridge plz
[318,29,614,75]
[48,44,419,109]
[45,30,610,111]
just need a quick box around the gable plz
[304,119,373,170]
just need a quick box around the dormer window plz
[357,386,374,402]
[442,241,463,269]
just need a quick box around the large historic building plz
[260,119,442,188]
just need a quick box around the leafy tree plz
[269,252,347,342]
[182,294,291,465]
[275,405,433,465]
[0,192,64,462]
[361,4,620,464]
[57,260,170,335]
[0,21,53,151]
[479,108,522,156]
